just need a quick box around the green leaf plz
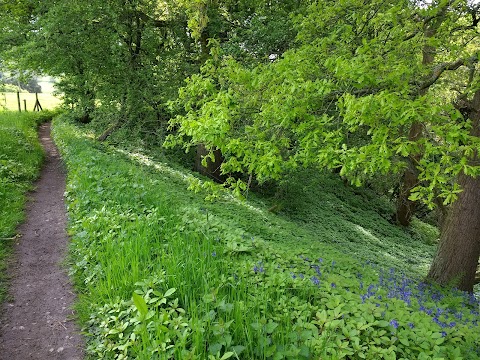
[132,292,148,318]
[232,345,246,356]
[209,343,223,355]
[265,321,279,334]
[250,322,262,331]
[164,288,176,297]
[220,352,234,360]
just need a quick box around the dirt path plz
[0,122,84,359]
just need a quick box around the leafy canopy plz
[167,0,480,205]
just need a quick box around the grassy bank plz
[0,112,50,302]
[53,116,479,359]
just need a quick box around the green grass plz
[53,115,479,359]
[0,111,48,302]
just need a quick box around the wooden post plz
[23,99,27,111]
[33,92,43,111]
[17,91,21,112]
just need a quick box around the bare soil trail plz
[0,122,84,359]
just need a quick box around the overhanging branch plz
[135,11,168,29]
[418,54,478,91]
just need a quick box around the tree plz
[0,0,195,134]
[426,89,480,291]
[167,0,480,291]
[2,0,479,291]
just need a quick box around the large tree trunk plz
[426,172,480,292]
[427,90,480,292]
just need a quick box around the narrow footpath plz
[0,122,84,359]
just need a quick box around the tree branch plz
[135,11,168,29]
[418,55,478,91]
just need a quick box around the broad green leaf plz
[132,292,148,318]
[164,288,176,297]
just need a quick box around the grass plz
[52,115,479,359]
[0,92,62,111]
[0,111,48,303]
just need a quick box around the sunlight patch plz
[354,224,381,244]
[114,148,265,215]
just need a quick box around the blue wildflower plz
[312,265,321,276]
[253,262,265,273]
[390,319,399,329]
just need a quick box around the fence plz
[0,92,61,111]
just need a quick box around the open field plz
[0,92,62,111]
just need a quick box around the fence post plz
[23,99,27,111]
[17,91,21,112]
[33,92,43,111]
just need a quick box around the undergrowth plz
[0,111,54,303]
[53,115,479,359]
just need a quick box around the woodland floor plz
[0,123,84,359]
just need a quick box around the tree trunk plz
[427,90,480,292]
[195,27,226,181]
[426,172,480,292]
[195,143,225,183]
[396,122,423,226]
[395,25,438,226]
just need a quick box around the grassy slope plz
[0,112,45,302]
[53,117,479,359]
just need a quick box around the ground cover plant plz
[53,116,480,359]
[0,111,51,302]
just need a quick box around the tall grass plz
[53,116,480,359]
[0,112,48,302]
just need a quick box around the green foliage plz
[168,0,480,208]
[1,0,310,141]
[0,111,48,302]
[409,218,440,246]
[53,118,480,359]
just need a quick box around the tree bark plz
[396,122,423,226]
[195,25,227,181]
[426,90,480,292]
[195,143,225,183]
[426,172,480,292]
